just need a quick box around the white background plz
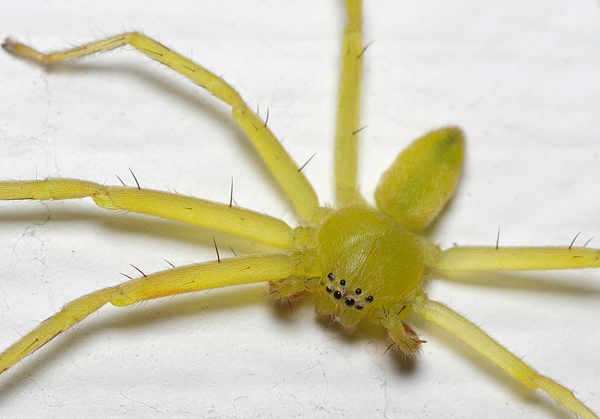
[1,0,599,418]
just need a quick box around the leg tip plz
[2,38,17,52]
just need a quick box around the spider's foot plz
[2,38,19,54]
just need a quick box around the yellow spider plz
[1,1,599,418]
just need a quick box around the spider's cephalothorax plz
[270,127,462,355]
[314,206,433,331]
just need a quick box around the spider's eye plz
[344,298,355,307]
[327,273,335,281]
[325,286,333,293]
[365,295,374,303]
[333,291,342,300]
[355,288,362,295]
[339,279,346,286]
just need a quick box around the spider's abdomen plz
[314,205,436,330]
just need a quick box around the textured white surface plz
[0,1,599,418]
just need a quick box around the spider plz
[1,0,599,418]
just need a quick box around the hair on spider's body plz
[0,1,598,418]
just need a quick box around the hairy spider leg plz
[2,34,320,223]
[424,224,600,419]
[0,179,296,248]
[438,245,600,270]
[335,0,364,206]
[414,293,598,419]
[430,243,599,419]
[0,252,318,375]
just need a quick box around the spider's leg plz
[0,178,296,248]
[0,251,318,376]
[415,293,598,419]
[2,36,320,223]
[436,246,600,271]
[334,0,366,206]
